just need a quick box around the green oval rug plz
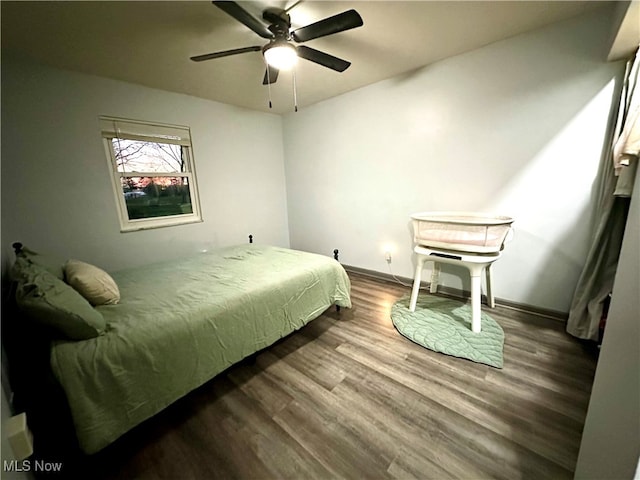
[391,294,504,368]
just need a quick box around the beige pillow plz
[65,259,120,306]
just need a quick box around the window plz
[100,116,202,232]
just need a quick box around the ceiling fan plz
[191,1,364,87]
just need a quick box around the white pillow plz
[64,259,120,306]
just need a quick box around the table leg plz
[429,262,440,294]
[470,273,482,333]
[485,264,495,308]
[409,256,426,312]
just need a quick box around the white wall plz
[283,7,623,313]
[1,56,290,273]
[574,163,640,479]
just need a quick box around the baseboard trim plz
[343,264,568,322]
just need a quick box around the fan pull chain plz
[266,65,273,109]
[292,68,298,112]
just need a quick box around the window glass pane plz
[112,138,185,173]
[121,176,193,219]
[102,116,201,231]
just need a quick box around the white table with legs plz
[409,245,501,333]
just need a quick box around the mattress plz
[50,244,351,454]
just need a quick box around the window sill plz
[120,216,203,233]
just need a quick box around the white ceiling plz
[1,1,635,114]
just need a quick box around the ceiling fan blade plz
[262,65,280,85]
[296,45,351,72]
[212,1,273,39]
[291,9,363,43]
[190,46,262,62]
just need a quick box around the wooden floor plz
[68,272,597,479]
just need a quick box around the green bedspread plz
[50,244,351,454]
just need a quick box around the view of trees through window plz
[113,138,193,220]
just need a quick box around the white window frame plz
[100,116,203,232]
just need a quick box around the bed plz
[8,243,351,455]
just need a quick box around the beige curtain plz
[566,48,638,341]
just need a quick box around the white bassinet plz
[409,212,514,333]
[411,212,514,254]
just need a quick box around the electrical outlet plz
[385,251,392,263]
[7,413,33,461]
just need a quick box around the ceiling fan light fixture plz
[263,42,298,70]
